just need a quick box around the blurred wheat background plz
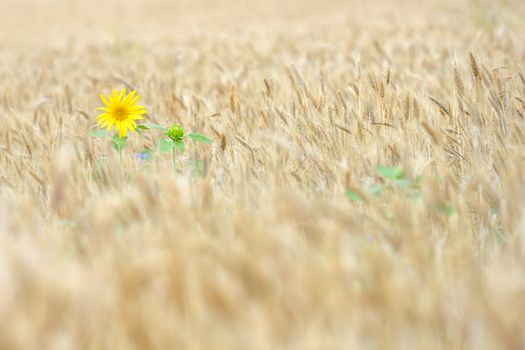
[1,0,525,348]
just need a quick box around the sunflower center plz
[113,106,128,121]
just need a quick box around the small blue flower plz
[136,150,152,161]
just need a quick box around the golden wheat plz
[0,0,525,349]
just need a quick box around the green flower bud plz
[165,125,185,142]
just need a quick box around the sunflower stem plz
[172,148,177,176]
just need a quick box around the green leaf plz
[174,140,185,154]
[89,129,109,138]
[136,125,149,134]
[187,133,212,144]
[345,191,362,202]
[158,138,176,153]
[142,123,166,130]
[377,166,404,180]
[111,134,127,152]
[392,178,411,188]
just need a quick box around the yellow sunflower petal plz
[124,120,133,130]
[122,90,136,104]
[128,94,140,105]
[100,118,113,128]
[118,89,126,100]
[96,112,110,119]
[97,113,111,120]
[130,105,146,111]
[99,94,110,107]
[118,127,127,138]
[129,107,147,115]
[105,119,115,129]
[98,116,113,123]
[96,89,148,133]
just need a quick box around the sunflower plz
[95,89,147,138]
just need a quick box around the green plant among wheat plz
[346,166,455,217]
[88,88,212,172]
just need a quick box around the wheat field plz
[1,0,525,348]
